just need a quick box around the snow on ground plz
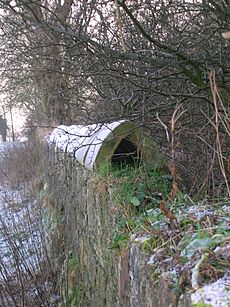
[191,273,230,307]
[0,187,42,276]
[0,141,24,153]
[0,141,15,152]
[0,141,58,305]
[0,142,43,278]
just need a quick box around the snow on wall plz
[49,120,128,170]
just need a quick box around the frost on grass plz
[0,188,43,276]
[191,273,230,307]
[138,199,230,305]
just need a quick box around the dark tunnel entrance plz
[111,138,140,166]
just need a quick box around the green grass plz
[97,161,172,251]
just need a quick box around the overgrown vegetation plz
[99,162,172,250]
[0,141,58,306]
[0,1,229,304]
[1,0,230,196]
[0,139,229,306]
[98,161,230,300]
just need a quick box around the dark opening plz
[111,138,140,166]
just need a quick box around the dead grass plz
[0,140,58,306]
[0,141,45,190]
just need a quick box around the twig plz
[209,69,230,197]
[191,253,209,291]
[156,112,170,143]
[115,0,127,52]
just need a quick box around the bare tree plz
[0,0,229,193]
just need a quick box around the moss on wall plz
[46,152,119,306]
[44,149,190,307]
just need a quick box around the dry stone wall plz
[47,149,190,307]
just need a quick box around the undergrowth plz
[0,141,57,306]
[98,161,230,297]
[97,161,173,251]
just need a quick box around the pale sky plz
[7,107,27,133]
[1,106,27,140]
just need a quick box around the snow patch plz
[191,273,230,307]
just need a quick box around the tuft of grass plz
[192,302,212,307]
[0,141,47,190]
[142,236,161,253]
[97,161,172,251]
